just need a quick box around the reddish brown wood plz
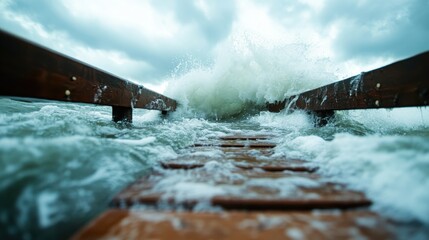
[72,210,399,240]
[193,142,276,148]
[110,169,371,210]
[0,30,177,122]
[267,51,429,112]
[111,194,371,210]
[75,135,415,239]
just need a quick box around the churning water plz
[1,34,429,240]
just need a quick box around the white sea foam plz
[246,177,320,197]
[342,108,429,133]
[114,136,156,146]
[37,191,61,228]
[165,182,226,201]
[158,26,429,230]
[275,132,429,224]
[251,110,313,132]
[164,30,336,119]
[285,227,305,240]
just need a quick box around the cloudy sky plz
[1,0,428,89]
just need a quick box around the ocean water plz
[1,98,429,239]
[1,34,429,240]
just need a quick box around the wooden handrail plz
[0,30,177,122]
[267,51,429,125]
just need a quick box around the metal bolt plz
[71,76,77,81]
[65,90,71,96]
[375,100,380,107]
[376,83,381,90]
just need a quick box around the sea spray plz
[250,110,429,225]
[162,32,429,226]
[164,31,337,119]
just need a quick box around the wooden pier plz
[72,135,424,239]
[2,29,428,239]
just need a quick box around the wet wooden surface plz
[72,135,424,239]
[110,168,371,210]
[73,210,395,240]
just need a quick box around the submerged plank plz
[76,135,412,239]
[160,161,317,172]
[193,142,277,148]
[110,169,371,210]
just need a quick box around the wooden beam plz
[0,30,177,122]
[267,51,429,114]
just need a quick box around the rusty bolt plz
[375,100,380,107]
[71,76,77,81]
[65,90,71,96]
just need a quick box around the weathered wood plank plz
[74,135,423,239]
[267,51,429,113]
[110,169,371,210]
[193,142,277,148]
[160,161,317,172]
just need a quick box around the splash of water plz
[165,32,337,119]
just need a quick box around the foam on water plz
[287,133,429,223]
[114,136,157,145]
[1,22,429,240]
[0,99,238,239]
[164,31,336,119]
[158,26,429,230]
[250,109,429,225]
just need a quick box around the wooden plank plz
[267,51,429,113]
[193,142,276,148]
[72,209,398,240]
[111,194,371,210]
[74,135,420,239]
[0,30,177,122]
[72,135,429,240]
[110,170,371,210]
[160,161,317,172]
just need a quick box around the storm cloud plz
[0,0,236,83]
[1,0,428,85]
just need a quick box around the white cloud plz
[61,0,184,44]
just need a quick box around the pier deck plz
[72,135,423,239]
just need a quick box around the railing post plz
[112,106,133,123]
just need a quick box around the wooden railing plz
[2,28,427,125]
[0,30,177,122]
[267,51,429,125]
